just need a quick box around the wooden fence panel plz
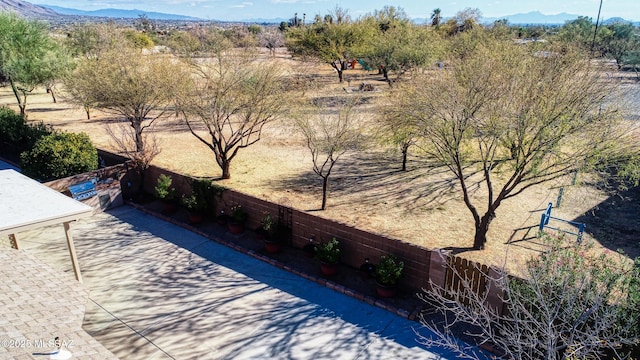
[445,255,490,306]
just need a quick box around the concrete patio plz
[9,205,466,359]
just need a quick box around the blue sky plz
[31,0,639,21]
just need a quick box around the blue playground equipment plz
[539,202,586,243]
[357,59,372,71]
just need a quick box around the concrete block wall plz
[142,165,434,291]
[39,151,504,311]
[142,165,506,310]
[288,208,433,291]
[144,166,194,199]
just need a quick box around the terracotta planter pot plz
[216,214,228,226]
[188,212,204,225]
[162,201,178,215]
[320,261,339,276]
[227,222,245,234]
[376,282,398,298]
[303,244,316,258]
[264,240,282,254]
[255,229,267,241]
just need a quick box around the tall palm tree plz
[430,8,442,27]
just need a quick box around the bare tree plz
[258,28,285,57]
[179,52,287,179]
[454,8,483,32]
[105,122,160,193]
[379,92,420,171]
[62,76,93,120]
[419,234,640,359]
[389,40,626,250]
[64,22,131,59]
[64,47,191,152]
[64,44,190,197]
[295,99,366,210]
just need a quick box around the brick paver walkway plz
[0,249,117,359]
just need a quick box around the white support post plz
[63,222,83,283]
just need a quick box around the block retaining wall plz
[45,159,507,316]
[143,165,479,298]
[36,155,437,294]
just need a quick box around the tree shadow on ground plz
[69,208,458,360]
[438,246,478,255]
[42,113,122,128]
[505,225,550,254]
[26,107,67,114]
[573,185,640,260]
[267,150,471,212]
[505,204,556,252]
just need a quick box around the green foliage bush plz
[20,131,98,181]
[230,204,248,224]
[154,174,176,201]
[181,193,202,211]
[0,107,52,157]
[315,238,341,264]
[0,107,27,143]
[190,178,225,214]
[375,255,404,286]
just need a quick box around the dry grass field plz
[2,48,638,275]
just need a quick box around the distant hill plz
[414,11,638,26]
[602,17,640,26]
[483,11,581,24]
[41,4,201,21]
[5,1,638,26]
[241,17,287,24]
[0,0,58,18]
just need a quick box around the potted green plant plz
[228,204,247,234]
[315,238,341,276]
[181,193,205,224]
[375,255,404,298]
[259,212,282,253]
[155,174,177,214]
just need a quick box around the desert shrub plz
[123,30,154,48]
[20,132,98,181]
[506,236,640,358]
[420,234,640,359]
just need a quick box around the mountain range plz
[483,11,584,25]
[0,0,57,18]
[42,4,201,21]
[1,0,638,25]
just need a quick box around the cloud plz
[230,1,253,8]
[166,0,214,4]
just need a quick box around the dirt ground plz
[2,49,638,275]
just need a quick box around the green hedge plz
[0,107,52,160]
[20,132,98,181]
